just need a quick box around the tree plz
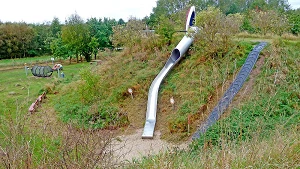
[18,23,35,58]
[153,0,191,16]
[111,17,145,51]
[50,17,62,38]
[156,15,176,46]
[194,7,242,57]
[62,13,91,62]
[267,0,290,11]
[50,36,73,63]
[97,18,116,49]
[0,23,34,59]
[87,17,116,54]
[88,37,99,60]
[287,9,300,35]
[190,0,216,11]
[117,18,125,25]
[149,0,191,27]
[30,23,52,56]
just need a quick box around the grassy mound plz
[54,40,258,140]
[127,39,300,168]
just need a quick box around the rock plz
[0,150,5,157]
[8,91,16,95]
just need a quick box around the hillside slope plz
[43,37,300,167]
[125,39,299,168]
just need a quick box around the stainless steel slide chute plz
[142,6,198,139]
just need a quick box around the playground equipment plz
[30,64,63,77]
[142,5,267,139]
[31,65,53,77]
[142,6,198,139]
[192,42,267,139]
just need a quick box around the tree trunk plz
[84,54,91,62]
[76,54,79,63]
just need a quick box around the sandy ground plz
[110,128,189,162]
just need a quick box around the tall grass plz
[126,39,299,167]
[126,126,299,168]
[0,60,123,168]
[0,107,122,168]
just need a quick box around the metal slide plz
[142,6,198,139]
[192,42,268,139]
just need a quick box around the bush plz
[194,7,242,58]
[111,18,145,51]
[55,67,129,129]
[249,10,290,35]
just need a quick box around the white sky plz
[289,0,300,9]
[0,0,157,23]
[0,0,299,24]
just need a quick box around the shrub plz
[249,10,290,35]
[111,18,145,52]
[55,67,129,129]
[78,68,101,104]
[194,7,242,58]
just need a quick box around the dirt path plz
[110,128,188,162]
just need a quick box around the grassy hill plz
[0,37,299,168]
[53,37,299,167]
[125,38,299,168]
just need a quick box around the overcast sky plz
[0,0,157,23]
[0,0,299,24]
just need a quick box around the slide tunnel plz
[142,6,198,139]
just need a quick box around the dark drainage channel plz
[192,42,267,140]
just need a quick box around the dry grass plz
[0,103,124,168]
[126,126,299,169]
[236,31,300,41]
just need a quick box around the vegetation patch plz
[55,67,129,129]
[1,0,300,167]
[165,41,255,135]
[191,40,299,147]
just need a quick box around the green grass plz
[126,39,300,168]
[53,40,259,142]
[0,38,299,168]
[0,60,89,167]
[163,41,256,137]
[0,55,57,68]
[192,40,300,146]
[0,62,87,114]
